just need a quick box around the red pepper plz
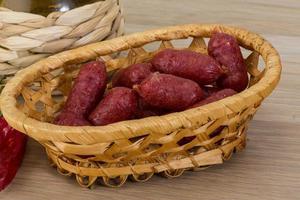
[0,116,27,191]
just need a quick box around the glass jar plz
[1,0,101,16]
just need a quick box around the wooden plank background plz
[2,0,300,199]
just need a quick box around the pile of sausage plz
[54,32,248,126]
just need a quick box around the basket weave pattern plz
[0,0,124,89]
[0,24,281,187]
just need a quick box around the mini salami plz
[0,117,27,191]
[89,87,138,126]
[135,73,205,111]
[190,88,237,108]
[54,112,91,126]
[112,63,154,88]
[203,86,221,97]
[135,98,167,118]
[151,49,224,85]
[62,60,107,117]
[54,61,107,126]
[208,32,249,92]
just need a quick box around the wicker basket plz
[0,0,124,90]
[0,24,281,188]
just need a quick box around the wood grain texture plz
[2,0,300,199]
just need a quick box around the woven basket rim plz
[0,24,281,144]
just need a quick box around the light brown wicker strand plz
[0,24,281,187]
[0,0,124,89]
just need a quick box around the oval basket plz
[0,0,124,90]
[0,24,281,188]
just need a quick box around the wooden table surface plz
[2,0,300,199]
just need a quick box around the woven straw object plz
[0,0,124,90]
[0,24,281,188]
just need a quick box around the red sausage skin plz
[54,61,107,126]
[89,87,138,126]
[135,73,205,111]
[190,88,237,108]
[208,32,249,92]
[0,117,27,191]
[112,63,154,88]
[63,61,107,117]
[135,98,167,118]
[151,49,224,85]
[203,86,221,97]
[54,112,91,126]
